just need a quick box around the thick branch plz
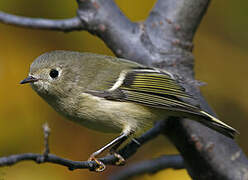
[0,11,84,32]
[149,0,211,42]
[147,1,248,179]
[110,155,184,180]
[76,0,155,65]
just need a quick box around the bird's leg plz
[108,136,141,166]
[88,133,129,172]
[109,135,128,166]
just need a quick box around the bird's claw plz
[88,156,106,172]
[112,152,126,166]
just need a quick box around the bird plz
[20,50,237,171]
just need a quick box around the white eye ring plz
[49,68,62,80]
[49,69,59,79]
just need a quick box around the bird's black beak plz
[20,76,39,84]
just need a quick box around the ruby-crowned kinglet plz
[21,50,237,171]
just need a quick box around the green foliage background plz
[0,0,247,179]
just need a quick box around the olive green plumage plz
[21,50,237,138]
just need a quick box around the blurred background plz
[0,0,247,179]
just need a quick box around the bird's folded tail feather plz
[199,110,238,138]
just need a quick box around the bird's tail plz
[199,110,238,138]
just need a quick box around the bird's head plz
[20,51,84,99]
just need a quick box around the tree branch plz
[0,11,84,32]
[76,0,155,65]
[110,155,184,180]
[0,121,176,171]
[150,0,210,42]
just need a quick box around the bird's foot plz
[113,152,126,166]
[109,150,126,166]
[88,156,106,172]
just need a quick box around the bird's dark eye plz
[49,69,59,79]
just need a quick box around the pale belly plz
[61,93,167,134]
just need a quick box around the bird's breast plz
[66,92,166,134]
[34,85,167,135]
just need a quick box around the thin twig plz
[0,11,84,32]
[43,123,50,156]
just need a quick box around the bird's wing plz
[109,68,200,113]
[86,68,201,113]
[85,67,237,138]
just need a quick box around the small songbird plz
[20,50,237,171]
